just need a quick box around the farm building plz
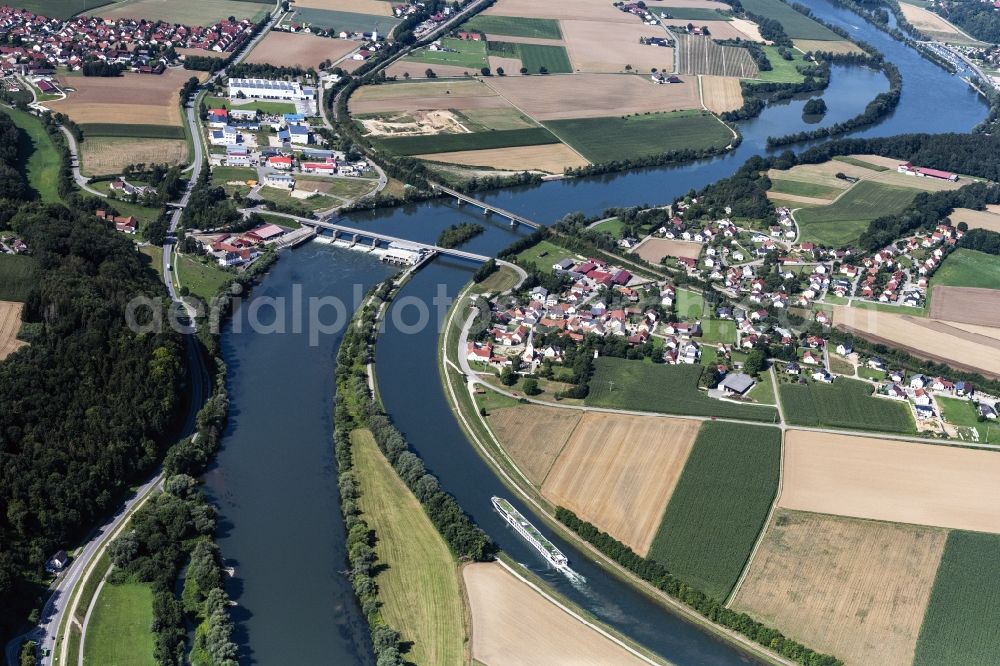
[719,373,755,395]
[228,78,315,101]
[897,162,959,181]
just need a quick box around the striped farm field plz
[794,180,920,247]
[675,34,758,78]
[734,510,947,666]
[80,124,186,139]
[700,75,743,114]
[914,531,1000,666]
[486,404,582,486]
[767,178,842,199]
[80,137,188,176]
[778,377,915,433]
[374,127,559,155]
[540,412,701,555]
[647,422,781,600]
[465,15,563,39]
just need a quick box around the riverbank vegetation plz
[437,221,485,249]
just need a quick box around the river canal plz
[205,1,987,663]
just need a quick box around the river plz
[207,1,987,663]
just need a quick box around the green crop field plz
[283,7,400,32]
[376,127,559,155]
[514,239,577,273]
[545,111,732,164]
[647,422,781,600]
[517,43,572,73]
[82,581,156,666]
[586,357,779,422]
[466,15,562,39]
[80,124,185,139]
[739,0,841,39]
[656,7,727,20]
[931,249,1000,290]
[795,180,920,247]
[405,37,489,69]
[937,396,981,428]
[752,45,809,83]
[353,430,466,665]
[4,107,62,203]
[768,178,842,199]
[779,377,915,432]
[0,254,37,302]
[914,531,1000,666]
[11,0,115,19]
[832,155,888,171]
[701,318,736,343]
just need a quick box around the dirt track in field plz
[929,286,1000,327]
[700,75,743,113]
[484,73,701,120]
[0,301,25,360]
[246,32,357,68]
[780,430,1000,532]
[734,509,946,666]
[419,143,588,173]
[832,305,1000,377]
[486,405,582,485]
[464,562,651,666]
[541,412,700,555]
[633,237,702,263]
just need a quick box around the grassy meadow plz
[795,180,919,247]
[465,15,563,39]
[0,254,38,302]
[931,248,1000,290]
[82,581,156,666]
[779,377,915,433]
[647,422,781,600]
[80,124,186,139]
[406,37,489,69]
[4,107,62,203]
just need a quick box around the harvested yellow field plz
[464,562,652,666]
[0,301,25,360]
[939,319,1000,340]
[700,75,743,113]
[482,0,634,22]
[832,305,1000,377]
[488,56,523,76]
[350,80,509,113]
[766,191,835,206]
[729,17,766,42]
[484,73,701,120]
[246,32,357,68]
[898,3,984,44]
[541,413,699,555]
[80,137,188,176]
[780,430,1000,532]
[633,237,702,263]
[949,206,1000,232]
[296,0,394,14]
[733,510,946,666]
[767,161,869,188]
[486,405,582,485]
[560,19,674,73]
[793,39,864,54]
[49,68,205,127]
[419,143,588,173]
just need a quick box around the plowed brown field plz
[246,32,357,68]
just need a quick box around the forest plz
[934,0,1000,42]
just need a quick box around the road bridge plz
[432,184,542,229]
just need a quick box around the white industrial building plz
[228,78,315,101]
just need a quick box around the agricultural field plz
[930,248,1000,289]
[778,377,914,433]
[295,176,377,200]
[541,412,700,555]
[557,19,674,73]
[545,111,732,163]
[585,356,779,422]
[352,430,466,666]
[82,581,156,666]
[484,73,702,120]
[3,107,62,203]
[767,178,843,200]
[98,0,271,24]
[734,510,947,666]
[245,32,358,69]
[406,37,489,70]
[0,254,37,302]
[349,79,505,113]
[486,404,582,486]
[897,2,986,46]
[647,422,781,600]
[675,34,758,78]
[80,137,188,176]
[738,0,842,40]
[780,430,1000,532]
[464,562,650,666]
[832,154,888,171]
[700,75,744,113]
[489,42,573,74]
[280,7,400,33]
[913,531,1000,666]
[465,15,563,39]
[832,305,1000,377]
[928,286,1000,328]
[418,144,588,173]
[0,301,26,361]
[295,0,395,15]
[12,0,114,19]
[793,38,864,54]
[633,237,703,263]
[794,181,920,247]
[374,127,559,155]
[947,204,1000,232]
[78,124,186,139]
[48,68,201,129]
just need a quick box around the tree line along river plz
[203,1,987,663]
